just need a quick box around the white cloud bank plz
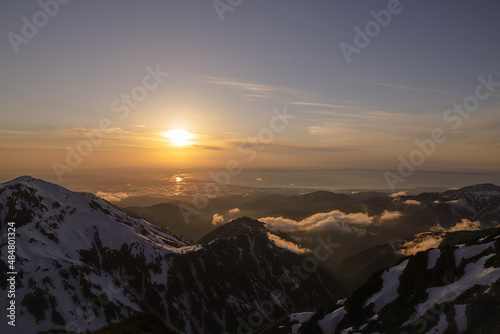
[399,219,483,256]
[399,234,444,256]
[260,210,374,237]
[403,199,421,205]
[431,219,482,233]
[389,191,407,198]
[380,210,403,221]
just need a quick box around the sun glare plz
[162,129,195,147]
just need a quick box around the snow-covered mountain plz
[0,177,344,334]
[263,228,500,333]
[401,183,500,227]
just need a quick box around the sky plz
[1,1,500,183]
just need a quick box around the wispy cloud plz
[364,81,452,95]
[190,144,225,151]
[290,101,422,121]
[203,76,313,101]
[229,141,354,153]
[0,130,32,135]
[267,232,311,254]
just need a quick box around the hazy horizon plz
[1,167,499,207]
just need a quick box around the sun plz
[161,129,195,147]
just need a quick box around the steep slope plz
[0,177,345,334]
[0,176,194,334]
[271,227,500,334]
[167,217,347,332]
[335,244,402,292]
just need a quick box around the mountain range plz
[260,228,500,333]
[0,177,344,334]
[0,177,499,333]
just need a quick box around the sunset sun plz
[162,129,195,147]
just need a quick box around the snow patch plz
[364,259,409,312]
[454,241,495,266]
[427,248,441,270]
[412,254,500,324]
[290,312,315,334]
[318,307,347,334]
[454,304,467,333]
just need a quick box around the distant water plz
[188,169,500,191]
[1,168,499,204]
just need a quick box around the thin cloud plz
[231,142,354,153]
[191,144,225,151]
[203,76,313,100]
[0,130,32,135]
[292,101,423,122]
[365,80,452,95]
[267,232,311,254]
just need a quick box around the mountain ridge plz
[0,176,345,333]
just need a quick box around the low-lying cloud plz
[403,199,421,205]
[212,213,224,225]
[380,210,403,221]
[260,210,374,237]
[96,191,129,202]
[389,191,407,198]
[399,219,483,256]
[431,219,481,233]
[267,232,311,254]
[399,234,444,256]
[212,208,242,225]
